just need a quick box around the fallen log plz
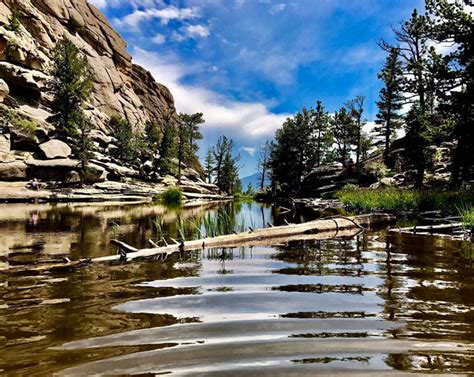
[390,222,463,235]
[96,213,395,263]
[2,213,395,274]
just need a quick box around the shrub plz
[155,187,183,207]
[7,9,21,34]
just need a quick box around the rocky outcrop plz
[0,78,8,102]
[38,139,71,159]
[0,0,176,131]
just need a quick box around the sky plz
[88,0,423,177]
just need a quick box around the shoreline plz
[0,181,230,204]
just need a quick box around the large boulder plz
[38,139,72,159]
[0,78,8,102]
[0,133,10,153]
[0,160,27,180]
[26,159,106,182]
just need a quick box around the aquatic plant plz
[457,204,474,232]
[152,216,165,241]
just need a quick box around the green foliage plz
[177,112,204,183]
[7,9,21,34]
[457,204,474,232]
[48,37,94,143]
[8,112,38,133]
[337,186,474,214]
[155,187,183,207]
[213,136,240,195]
[204,148,215,184]
[360,161,390,182]
[375,48,404,160]
[158,117,177,175]
[109,116,139,162]
[331,106,356,164]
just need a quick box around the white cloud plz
[241,146,256,156]
[114,6,199,29]
[185,24,210,38]
[133,49,290,140]
[151,33,166,44]
[270,3,286,14]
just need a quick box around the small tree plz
[346,96,366,165]
[177,112,205,184]
[143,121,161,172]
[48,37,94,184]
[245,182,255,196]
[331,107,356,165]
[49,37,94,142]
[109,115,136,162]
[204,148,215,183]
[257,140,270,190]
[158,116,176,175]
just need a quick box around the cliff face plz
[0,0,176,131]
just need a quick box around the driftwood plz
[3,213,395,274]
[390,222,463,235]
[99,213,395,263]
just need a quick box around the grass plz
[457,204,474,232]
[336,186,474,215]
[154,187,183,208]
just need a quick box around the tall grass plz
[457,204,474,232]
[336,187,474,215]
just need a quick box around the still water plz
[0,201,472,375]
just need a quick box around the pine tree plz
[426,0,474,186]
[381,9,441,187]
[375,48,404,162]
[212,136,240,194]
[48,37,94,184]
[313,100,333,167]
[159,116,177,175]
[331,107,356,165]
[48,37,94,142]
[177,113,205,184]
[204,148,215,184]
[109,116,136,162]
[257,140,270,190]
[346,96,366,165]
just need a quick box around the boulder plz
[0,79,9,102]
[90,130,111,148]
[0,161,27,180]
[65,170,81,184]
[380,177,396,187]
[26,159,106,182]
[0,133,10,153]
[91,160,140,179]
[39,139,72,159]
[10,127,40,152]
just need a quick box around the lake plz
[0,201,472,375]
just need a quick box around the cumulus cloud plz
[114,6,199,29]
[133,49,290,140]
[88,0,107,8]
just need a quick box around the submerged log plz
[3,213,395,274]
[95,213,395,263]
[390,222,464,235]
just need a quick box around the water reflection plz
[0,202,473,375]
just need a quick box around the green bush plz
[155,187,183,207]
[457,204,474,232]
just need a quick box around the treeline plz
[267,0,473,195]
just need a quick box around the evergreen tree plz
[381,9,441,187]
[269,108,319,195]
[331,107,356,165]
[375,48,404,162]
[177,112,205,184]
[245,182,255,196]
[48,37,94,142]
[204,148,215,184]
[346,96,366,165]
[313,100,333,167]
[257,140,270,190]
[109,115,136,162]
[212,136,240,194]
[159,115,177,175]
[48,37,94,184]
[426,0,474,186]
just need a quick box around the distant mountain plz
[241,173,269,191]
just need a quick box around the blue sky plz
[89,0,423,177]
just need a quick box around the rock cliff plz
[0,0,175,131]
[0,0,220,199]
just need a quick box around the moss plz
[154,187,183,208]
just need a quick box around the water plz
[0,201,473,375]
